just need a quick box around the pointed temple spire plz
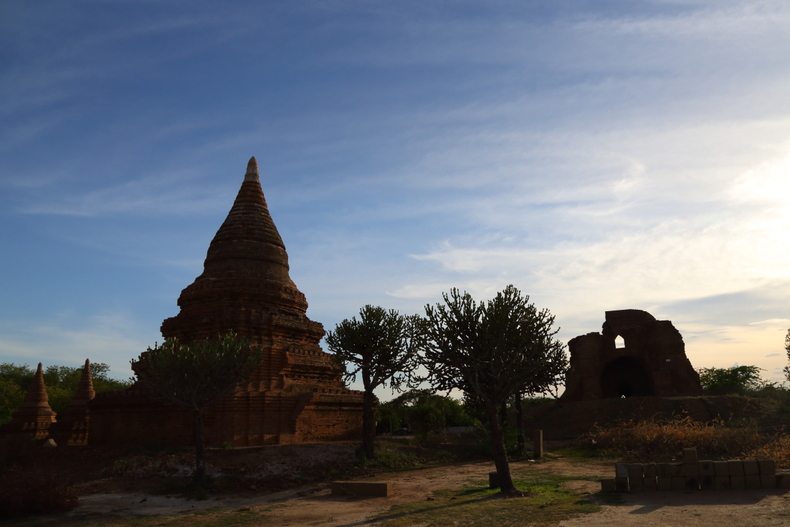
[50,359,95,446]
[72,359,96,404]
[244,156,259,182]
[91,157,364,448]
[1,362,57,439]
[161,156,308,341]
[22,363,52,411]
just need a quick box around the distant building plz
[561,309,702,401]
[88,157,364,446]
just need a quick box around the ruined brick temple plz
[560,309,702,402]
[88,157,364,446]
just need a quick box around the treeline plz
[0,362,131,425]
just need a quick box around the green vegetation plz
[373,475,600,527]
[421,285,567,493]
[377,389,477,438]
[131,332,260,484]
[0,362,131,425]
[698,365,765,395]
[326,305,423,460]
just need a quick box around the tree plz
[131,332,259,483]
[421,285,566,494]
[784,329,790,382]
[325,305,423,460]
[698,365,764,395]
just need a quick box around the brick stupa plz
[50,359,94,446]
[89,158,363,446]
[0,363,57,439]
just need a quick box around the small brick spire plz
[21,363,52,411]
[2,362,57,438]
[72,359,96,404]
[244,156,259,182]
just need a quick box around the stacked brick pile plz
[601,448,790,492]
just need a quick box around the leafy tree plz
[131,332,259,483]
[421,285,566,494]
[325,305,423,460]
[377,389,476,437]
[698,365,764,395]
[0,362,130,425]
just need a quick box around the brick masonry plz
[601,449,790,492]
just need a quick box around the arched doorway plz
[600,356,654,398]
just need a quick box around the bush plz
[698,365,763,396]
[0,469,78,518]
[580,415,765,462]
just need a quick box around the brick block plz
[489,472,499,489]
[743,460,760,476]
[615,477,630,492]
[714,476,731,490]
[745,475,761,490]
[657,477,672,491]
[728,460,744,476]
[700,475,714,490]
[671,477,685,491]
[777,474,790,489]
[628,464,643,479]
[684,477,700,491]
[713,461,729,476]
[761,475,776,490]
[601,479,616,492]
[682,463,700,477]
[683,448,698,464]
[615,463,629,478]
[643,463,657,477]
[331,481,390,497]
[730,475,745,490]
[699,460,715,476]
[642,477,658,491]
[657,463,673,478]
[669,463,683,477]
[630,478,643,492]
[758,459,776,476]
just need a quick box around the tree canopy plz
[131,332,259,482]
[421,285,566,493]
[325,305,423,459]
[698,365,764,395]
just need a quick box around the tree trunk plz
[487,402,515,493]
[362,389,376,461]
[193,409,206,484]
[515,391,525,455]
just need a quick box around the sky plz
[2,1,790,397]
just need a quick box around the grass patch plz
[372,475,600,527]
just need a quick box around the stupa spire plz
[1,362,57,439]
[244,156,259,182]
[22,363,51,410]
[72,359,96,404]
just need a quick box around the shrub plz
[698,365,763,396]
[580,415,764,462]
[0,469,78,518]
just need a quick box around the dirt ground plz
[51,455,790,526]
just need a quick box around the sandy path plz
[70,458,790,526]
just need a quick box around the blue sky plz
[2,1,790,394]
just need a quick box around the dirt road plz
[68,457,790,526]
